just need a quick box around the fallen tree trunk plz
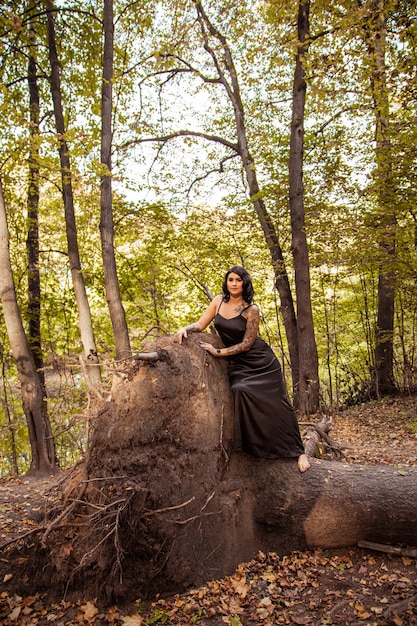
[11,334,417,603]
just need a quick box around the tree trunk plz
[100,0,131,362]
[375,271,395,393]
[195,2,300,402]
[363,0,396,394]
[28,334,417,603]
[289,0,319,414]
[0,179,56,475]
[27,7,46,397]
[45,0,102,386]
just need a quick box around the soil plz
[1,395,417,625]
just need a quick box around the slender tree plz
[100,0,131,362]
[0,179,56,475]
[44,0,102,386]
[288,0,319,412]
[362,0,396,394]
[26,3,46,396]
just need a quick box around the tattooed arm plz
[200,305,259,357]
[175,295,222,344]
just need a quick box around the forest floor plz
[1,395,417,625]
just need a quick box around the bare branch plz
[159,54,222,85]
[174,264,215,301]
[185,153,238,195]
[131,351,161,361]
[314,105,363,136]
[118,130,239,154]
[358,540,417,558]
[195,1,244,112]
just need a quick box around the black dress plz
[214,305,305,459]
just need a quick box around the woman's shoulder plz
[209,294,223,311]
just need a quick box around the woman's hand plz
[174,328,188,344]
[200,341,220,356]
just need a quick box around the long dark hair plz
[222,266,254,303]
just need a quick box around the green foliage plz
[0,333,30,476]
[146,609,170,624]
[407,421,417,435]
[0,392,29,477]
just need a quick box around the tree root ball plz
[37,334,243,602]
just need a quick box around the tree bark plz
[27,6,46,398]
[30,334,417,602]
[100,0,131,362]
[45,0,102,386]
[362,0,396,394]
[289,0,319,414]
[0,179,56,475]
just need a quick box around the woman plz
[175,266,310,473]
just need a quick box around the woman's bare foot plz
[298,453,310,473]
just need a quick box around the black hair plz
[222,266,254,303]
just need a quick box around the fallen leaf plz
[228,597,245,614]
[80,600,99,622]
[371,606,383,614]
[46,613,59,621]
[8,606,22,621]
[231,576,249,598]
[256,607,271,619]
[121,616,145,625]
[291,615,312,624]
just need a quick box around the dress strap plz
[241,304,253,314]
[216,297,225,315]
